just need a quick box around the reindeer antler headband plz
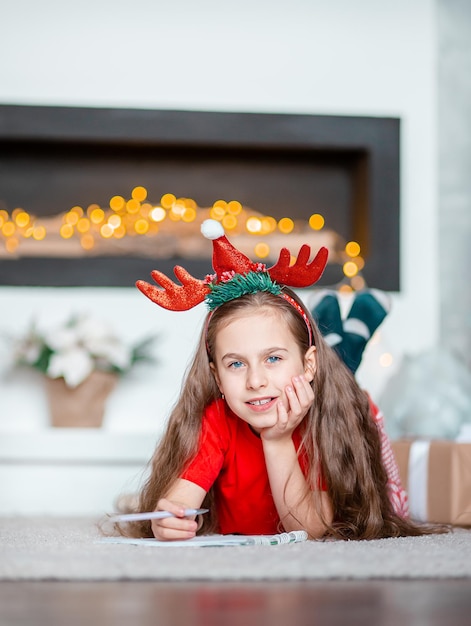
[136,219,328,343]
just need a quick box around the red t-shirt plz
[181,398,409,535]
[181,399,313,535]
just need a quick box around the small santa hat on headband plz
[200,220,254,278]
[136,219,329,311]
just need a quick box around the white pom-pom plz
[201,219,224,240]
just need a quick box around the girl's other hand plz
[151,498,199,541]
[261,374,314,442]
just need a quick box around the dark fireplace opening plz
[0,105,399,290]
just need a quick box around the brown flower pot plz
[45,371,118,428]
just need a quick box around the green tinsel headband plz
[205,271,282,311]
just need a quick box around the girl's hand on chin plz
[151,498,199,541]
[260,375,314,442]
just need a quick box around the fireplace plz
[0,105,400,290]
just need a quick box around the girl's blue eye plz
[229,361,244,369]
[267,355,281,364]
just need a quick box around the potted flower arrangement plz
[12,313,156,427]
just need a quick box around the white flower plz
[91,338,132,370]
[11,313,156,388]
[75,315,111,345]
[44,327,79,352]
[47,348,94,387]
[14,335,42,365]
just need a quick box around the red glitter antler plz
[136,266,210,311]
[136,219,329,311]
[268,245,329,287]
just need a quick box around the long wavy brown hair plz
[115,288,446,540]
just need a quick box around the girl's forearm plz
[262,437,332,538]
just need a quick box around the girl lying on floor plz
[113,220,445,541]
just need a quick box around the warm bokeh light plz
[168,207,182,221]
[0,189,368,290]
[109,196,125,211]
[76,218,90,233]
[246,217,262,233]
[2,222,15,237]
[80,234,95,250]
[227,200,242,215]
[254,242,270,258]
[90,208,105,224]
[309,214,325,230]
[70,205,84,217]
[343,261,359,277]
[107,214,121,229]
[132,186,147,202]
[210,206,226,220]
[350,275,366,290]
[32,226,46,241]
[278,217,294,234]
[126,199,140,214]
[185,198,197,210]
[222,214,238,230]
[86,203,100,216]
[173,203,186,216]
[150,207,166,222]
[161,193,176,209]
[100,224,114,238]
[60,224,74,239]
[65,211,79,226]
[5,237,19,253]
[113,225,126,239]
[182,207,197,223]
[345,241,361,257]
[171,200,182,216]
[379,352,394,367]
[261,216,277,234]
[213,200,227,210]
[134,219,149,234]
[139,203,152,218]
[14,211,30,228]
[353,256,365,271]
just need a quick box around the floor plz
[2,580,471,626]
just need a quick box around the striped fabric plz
[371,400,410,518]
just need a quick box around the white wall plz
[0,0,438,432]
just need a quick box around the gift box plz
[391,440,471,526]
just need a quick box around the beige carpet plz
[1,516,471,581]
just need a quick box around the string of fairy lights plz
[0,185,366,291]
